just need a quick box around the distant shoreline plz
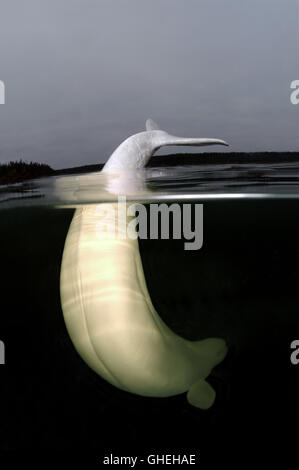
[54,151,299,175]
[1,152,299,185]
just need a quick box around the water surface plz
[2,161,299,207]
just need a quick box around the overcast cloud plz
[0,0,298,168]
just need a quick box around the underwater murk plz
[1,162,299,461]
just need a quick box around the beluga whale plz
[60,119,229,409]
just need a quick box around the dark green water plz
[1,199,299,464]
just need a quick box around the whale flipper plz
[187,379,216,409]
[145,118,161,131]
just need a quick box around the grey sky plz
[0,0,298,169]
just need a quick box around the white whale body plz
[60,120,228,408]
[103,119,228,171]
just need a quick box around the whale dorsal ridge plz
[145,119,161,131]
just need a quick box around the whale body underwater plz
[60,119,229,409]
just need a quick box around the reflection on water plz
[2,160,299,208]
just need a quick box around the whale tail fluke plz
[187,378,216,409]
[185,338,227,408]
[191,337,228,368]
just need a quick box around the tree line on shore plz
[0,159,54,185]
